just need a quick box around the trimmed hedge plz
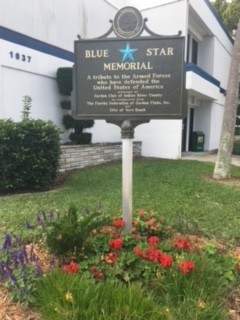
[56,68,72,96]
[0,119,60,192]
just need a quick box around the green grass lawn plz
[1,159,240,241]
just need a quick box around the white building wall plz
[1,67,62,123]
[135,120,183,159]
[0,39,72,137]
[212,37,231,90]
[198,36,214,75]
[0,0,86,51]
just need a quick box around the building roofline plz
[186,63,226,95]
[203,0,233,44]
[0,25,74,62]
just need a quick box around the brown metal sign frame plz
[72,8,187,125]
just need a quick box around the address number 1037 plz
[9,51,32,63]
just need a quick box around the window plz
[191,39,198,64]
[187,34,199,65]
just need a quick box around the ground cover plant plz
[36,274,163,320]
[32,209,240,319]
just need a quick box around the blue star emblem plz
[120,43,138,62]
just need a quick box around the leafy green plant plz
[46,206,110,258]
[62,114,94,145]
[22,95,32,120]
[0,119,60,192]
[35,271,163,320]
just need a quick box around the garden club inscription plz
[74,37,184,120]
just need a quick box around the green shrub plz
[57,67,94,145]
[60,100,71,110]
[62,114,94,145]
[46,206,110,258]
[62,114,75,129]
[0,119,60,191]
[69,132,92,144]
[35,271,162,320]
[56,68,73,96]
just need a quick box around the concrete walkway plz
[182,152,240,167]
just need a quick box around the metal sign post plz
[121,120,134,232]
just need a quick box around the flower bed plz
[0,208,240,319]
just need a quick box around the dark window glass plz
[192,38,198,64]
[187,34,190,63]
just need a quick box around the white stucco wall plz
[0,39,72,137]
[135,120,183,159]
[212,37,231,90]
[198,36,214,75]
[1,66,62,123]
[0,0,85,52]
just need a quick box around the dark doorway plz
[182,117,187,151]
[189,108,195,151]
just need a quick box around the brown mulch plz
[0,286,40,320]
[25,242,57,273]
[228,288,240,320]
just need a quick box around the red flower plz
[104,252,118,265]
[109,238,123,250]
[179,261,195,275]
[112,218,125,229]
[147,236,160,247]
[174,238,192,251]
[90,267,105,281]
[144,248,162,263]
[63,261,80,274]
[133,246,143,257]
[159,254,173,268]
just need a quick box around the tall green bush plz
[56,67,94,144]
[56,68,73,96]
[0,119,60,192]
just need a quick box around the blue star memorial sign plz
[120,43,138,62]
